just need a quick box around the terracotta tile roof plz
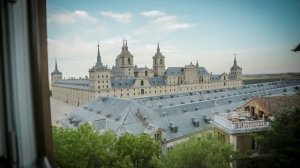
[254,95,300,115]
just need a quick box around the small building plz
[236,95,300,117]
[213,95,300,167]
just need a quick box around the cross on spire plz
[96,41,103,66]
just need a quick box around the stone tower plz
[230,54,242,80]
[115,40,134,77]
[89,43,112,92]
[152,43,165,77]
[51,58,62,84]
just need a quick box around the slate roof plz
[165,67,209,76]
[210,75,221,81]
[165,67,184,76]
[148,77,166,86]
[53,79,90,90]
[60,80,300,142]
[111,78,136,89]
[198,67,209,75]
[134,67,153,73]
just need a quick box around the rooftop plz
[59,80,300,141]
[251,95,300,115]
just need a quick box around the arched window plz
[141,80,144,86]
[145,71,148,76]
[155,59,157,65]
[160,59,162,64]
[128,58,130,64]
[141,89,144,94]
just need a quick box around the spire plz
[93,42,105,70]
[196,60,199,67]
[231,53,241,70]
[97,42,102,65]
[122,38,125,51]
[154,42,164,58]
[234,53,237,65]
[55,58,58,71]
[52,58,62,75]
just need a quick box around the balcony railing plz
[213,114,269,134]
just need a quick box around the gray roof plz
[210,75,220,81]
[165,67,184,76]
[111,65,125,78]
[198,67,209,75]
[111,78,136,88]
[165,67,209,76]
[60,80,299,142]
[148,77,166,86]
[53,79,90,90]
[134,67,153,73]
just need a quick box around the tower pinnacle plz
[234,53,237,65]
[97,42,102,65]
[55,58,58,71]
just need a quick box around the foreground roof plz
[60,80,300,142]
[250,95,300,115]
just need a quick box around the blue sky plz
[47,0,300,78]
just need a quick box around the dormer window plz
[154,131,161,140]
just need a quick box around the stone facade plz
[51,41,243,105]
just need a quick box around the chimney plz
[191,117,200,127]
[169,122,178,133]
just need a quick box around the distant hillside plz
[243,73,300,85]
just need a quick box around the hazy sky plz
[47,0,300,78]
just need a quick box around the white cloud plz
[141,10,165,17]
[168,23,192,30]
[133,14,192,36]
[100,11,132,24]
[48,10,98,24]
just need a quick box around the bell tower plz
[152,43,165,76]
[51,58,62,84]
[230,54,242,80]
[115,39,134,77]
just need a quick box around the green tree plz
[157,133,235,168]
[255,108,300,167]
[53,124,117,168]
[116,133,160,168]
[52,124,160,168]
